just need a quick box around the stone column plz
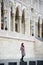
[8,7,11,31]
[2,3,8,30]
[40,24,42,38]
[35,20,38,37]
[20,16,22,33]
[12,6,15,32]
[34,18,36,36]
[31,0,33,5]
[9,6,15,32]
[40,18,42,38]
[25,17,30,35]
[3,9,7,30]
[19,8,22,33]
[0,3,1,30]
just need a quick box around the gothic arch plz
[21,9,25,34]
[15,6,19,21]
[22,9,25,23]
[15,6,20,32]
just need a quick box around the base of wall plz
[0,59,43,65]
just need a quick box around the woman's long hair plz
[21,43,24,47]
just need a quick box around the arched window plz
[21,9,25,34]
[38,17,40,37]
[1,0,7,30]
[42,19,43,38]
[10,7,13,31]
[15,7,20,32]
[15,7,19,21]
[1,0,4,30]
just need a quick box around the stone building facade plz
[0,0,43,60]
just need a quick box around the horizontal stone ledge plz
[0,30,35,42]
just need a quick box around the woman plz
[20,43,25,61]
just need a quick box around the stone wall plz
[35,38,43,58]
[0,31,35,59]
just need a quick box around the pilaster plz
[19,7,22,33]
[40,18,42,38]
[12,6,15,32]
[3,9,8,30]
[20,16,22,33]
[8,7,11,31]
[0,3,1,30]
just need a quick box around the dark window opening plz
[5,26,8,30]
[31,8,34,13]
[32,33,34,36]
[37,60,43,65]
[15,7,20,32]
[20,62,27,65]
[38,17,40,37]
[15,23,18,32]
[42,21,43,38]
[0,63,4,65]
[15,7,19,21]
[1,23,4,30]
[21,10,25,34]
[22,10,25,23]
[8,62,17,65]
[29,61,36,65]
[1,0,4,30]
